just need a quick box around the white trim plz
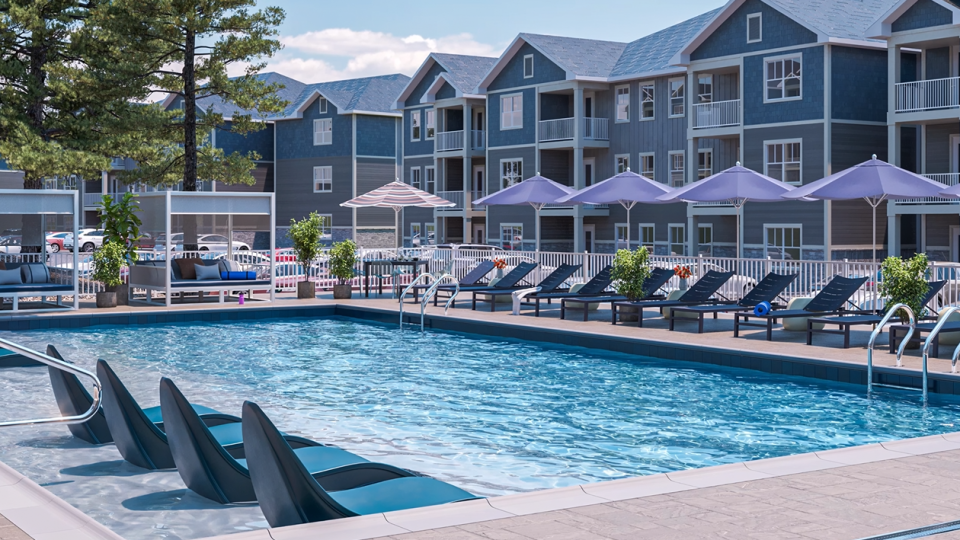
[425,109,436,140]
[607,66,687,84]
[697,148,713,180]
[764,138,803,185]
[747,13,763,44]
[312,165,332,193]
[409,166,422,189]
[318,97,328,114]
[425,165,436,194]
[668,150,686,187]
[615,222,630,250]
[499,93,524,130]
[487,143,537,151]
[831,119,887,126]
[639,152,656,182]
[313,118,332,146]
[615,154,630,174]
[402,153,435,159]
[639,81,655,121]
[669,77,685,118]
[763,224,803,260]
[745,119,824,130]
[639,223,656,249]
[523,54,535,79]
[615,84,630,123]
[697,222,714,256]
[763,53,803,104]
[411,110,421,141]
[668,222,687,256]
[355,155,398,160]
[500,222,524,249]
[499,158,524,189]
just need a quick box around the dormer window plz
[523,55,534,79]
[747,13,762,43]
[318,97,328,114]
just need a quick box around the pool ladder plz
[0,337,102,428]
[399,273,460,331]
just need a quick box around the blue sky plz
[253,0,724,83]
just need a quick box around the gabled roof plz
[160,72,306,118]
[281,73,411,119]
[673,0,898,65]
[610,8,723,80]
[393,53,497,109]
[476,34,627,91]
[867,0,960,38]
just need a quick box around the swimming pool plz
[2,316,960,539]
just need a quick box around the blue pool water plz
[6,316,960,499]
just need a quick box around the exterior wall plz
[831,199,888,250]
[540,149,572,185]
[926,47,952,80]
[831,123,887,170]
[402,156,436,242]
[892,0,953,33]
[275,96,352,160]
[488,42,566,92]
[486,146,537,248]
[831,47,888,123]
[0,170,24,188]
[488,87,537,147]
[404,106,434,156]
[356,158,397,227]
[609,77,688,183]
[217,163,274,194]
[436,81,457,101]
[926,214,957,261]
[540,94,572,121]
[744,46,824,125]
[356,116,399,158]
[404,62,446,108]
[216,122,274,160]
[691,0,817,61]
[925,123,957,173]
[274,156,353,225]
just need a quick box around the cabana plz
[0,189,79,311]
[129,191,276,306]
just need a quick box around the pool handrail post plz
[866,303,915,397]
[0,338,102,428]
[270,192,276,303]
[399,273,436,327]
[922,306,960,404]
[421,274,458,331]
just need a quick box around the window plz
[747,13,762,43]
[765,226,801,260]
[411,223,422,246]
[409,167,422,189]
[318,97,328,114]
[698,224,713,257]
[426,223,436,245]
[669,78,685,117]
[501,224,523,250]
[318,215,332,239]
[669,151,685,187]
[615,154,629,174]
[766,55,802,101]
[313,166,332,193]
[669,224,686,256]
[616,85,630,122]
[425,166,435,194]
[500,94,523,130]
[411,110,421,140]
[640,83,654,119]
[640,224,655,251]
[313,118,332,146]
[640,153,655,182]
[425,109,435,139]
[698,149,713,180]
[697,75,712,104]
[766,141,801,184]
[523,55,534,79]
[501,159,523,189]
[616,224,630,251]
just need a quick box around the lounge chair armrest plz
[309,461,416,492]
[512,287,541,315]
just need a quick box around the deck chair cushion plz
[661,290,700,319]
[0,268,21,285]
[21,263,49,284]
[194,264,222,281]
[563,283,601,311]
[782,298,826,332]
[175,258,204,280]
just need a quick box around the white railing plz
[468,190,484,209]
[583,118,609,140]
[539,118,575,142]
[435,130,464,152]
[896,77,960,113]
[436,191,465,211]
[693,99,741,129]
[471,130,485,150]
[891,173,960,205]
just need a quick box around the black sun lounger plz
[612,270,736,327]
[46,345,113,445]
[242,401,480,527]
[669,273,799,333]
[435,261,538,307]
[160,378,409,504]
[471,264,582,311]
[734,275,870,341]
[558,267,675,321]
[806,280,947,348]
[407,260,495,303]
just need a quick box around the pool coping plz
[192,431,960,540]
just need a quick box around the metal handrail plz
[922,307,960,403]
[867,304,916,396]
[399,273,437,327]
[420,274,459,331]
[0,338,102,427]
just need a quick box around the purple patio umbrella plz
[473,174,574,251]
[556,169,673,249]
[783,155,948,263]
[656,163,798,258]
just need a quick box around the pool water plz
[2,317,960,539]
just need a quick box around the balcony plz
[435,130,485,152]
[890,173,960,205]
[895,77,960,113]
[436,191,464,211]
[538,118,609,143]
[692,99,741,129]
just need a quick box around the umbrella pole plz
[395,207,401,251]
[872,203,876,266]
[535,205,541,253]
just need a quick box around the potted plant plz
[329,239,357,299]
[288,212,323,299]
[879,253,929,324]
[611,247,652,322]
[98,193,142,305]
[92,241,125,308]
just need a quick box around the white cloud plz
[266,28,501,83]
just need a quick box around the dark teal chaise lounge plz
[435,261,538,307]
[46,345,112,445]
[558,267,674,321]
[471,263,582,311]
[669,272,799,333]
[407,260,495,303]
[611,270,736,326]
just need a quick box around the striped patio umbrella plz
[341,181,455,248]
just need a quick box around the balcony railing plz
[436,191,465,211]
[471,130,485,150]
[538,118,609,142]
[692,99,741,129]
[891,173,960,205]
[435,130,486,152]
[895,77,960,113]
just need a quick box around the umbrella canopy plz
[940,183,960,198]
[556,169,673,249]
[341,181,455,248]
[473,174,574,251]
[656,163,798,258]
[782,156,949,262]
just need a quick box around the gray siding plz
[927,214,957,247]
[356,159,397,227]
[275,156,353,225]
[218,163,274,194]
[540,149,572,185]
[927,47,952,80]
[926,123,956,174]
[831,123,887,171]
[832,199,888,246]
[892,0,954,33]
[401,156,435,233]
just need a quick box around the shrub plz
[879,253,929,321]
[329,239,358,285]
[92,241,125,288]
[98,192,142,263]
[288,212,323,282]
[611,247,652,301]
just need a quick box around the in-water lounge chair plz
[242,401,479,527]
[734,275,870,341]
[558,267,674,321]
[471,264,582,311]
[46,345,112,445]
[806,280,947,348]
[435,261,538,307]
[611,270,736,327]
[97,359,241,470]
[408,260,494,303]
[669,273,799,333]
[159,378,412,504]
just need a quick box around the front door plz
[473,224,486,245]
[583,224,595,253]
[584,158,595,187]
[473,165,485,198]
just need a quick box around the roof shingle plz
[518,33,628,78]
[611,9,722,78]
[431,53,498,95]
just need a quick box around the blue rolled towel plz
[754,301,772,317]
[220,271,257,280]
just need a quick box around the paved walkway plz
[0,517,30,540]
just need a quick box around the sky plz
[252,0,725,83]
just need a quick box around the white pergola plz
[130,191,276,306]
[0,189,79,311]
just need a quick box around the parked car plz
[46,232,74,252]
[155,233,251,252]
[0,236,53,254]
[77,229,106,252]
